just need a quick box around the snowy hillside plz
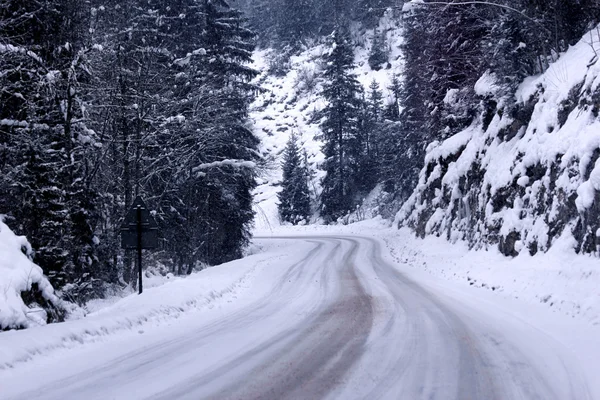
[251,11,404,229]
[398,26,600,256]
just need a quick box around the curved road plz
[2,235,592,399]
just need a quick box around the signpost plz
[120,196,159,294]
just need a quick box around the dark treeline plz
[0,0,259,304]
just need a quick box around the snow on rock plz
[0,218,63,330]
[398,26,600,256]
[474,71,501,97]
[251,11,404,230]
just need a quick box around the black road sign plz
[121,229,159,249]
[120,196,159,250]
[123,197,158,229]
[120,196,159,294]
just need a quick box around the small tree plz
[368,29,388,71]
[278,133,311,224]
[385,74,402,120]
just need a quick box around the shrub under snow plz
[0,218,65,330]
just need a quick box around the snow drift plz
[398,26,600,256]
[0,218,64,330]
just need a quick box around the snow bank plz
[0,248,282,369]
[385,226,600,327]
[0,218,62,330]
[398,26,600,256]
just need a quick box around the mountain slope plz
[251,11,404,229]
[397,27,600,256]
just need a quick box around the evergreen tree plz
[0,0,101,299]
[278,134,311,224]
[155,0,260,270]
[319,26,364,221]
[0,0,263,302]
[368,29,388,71]
[385,74,401,120]
[356,80,382,195]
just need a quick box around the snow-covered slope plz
[398,26,600,256]
[0,241,295,369]
[251,11,404,229]
[0,218,66,330]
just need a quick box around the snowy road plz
[1,235,593,399]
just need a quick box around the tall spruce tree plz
[1,0,263,304]
[157,0,260,269]
[278,134,311,224]
[319,26,364,221]
[356,80,382,195]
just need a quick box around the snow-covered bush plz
[0,218,68,330]
[294,65,319,93]
[266,48,292,77]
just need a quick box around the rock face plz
[397,28,600,256]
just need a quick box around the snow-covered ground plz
[265,219,600,327]
[1,221,598,399]
[0,239,297,369]
[258,221,600,396]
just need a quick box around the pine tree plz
[0,0,101,299]
[278,134,311,224]
[155,0,260,270]
[368,29,388,71]
[385,74,401,120]
[319,26,364,221]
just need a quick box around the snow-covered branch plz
[0,119,49,130]
[0,44,45,66]
[402,0,549,31]
[192,159,256,174]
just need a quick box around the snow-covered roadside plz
[375,227,600,399]
[381,225,600,327]
[0,239,296,370]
